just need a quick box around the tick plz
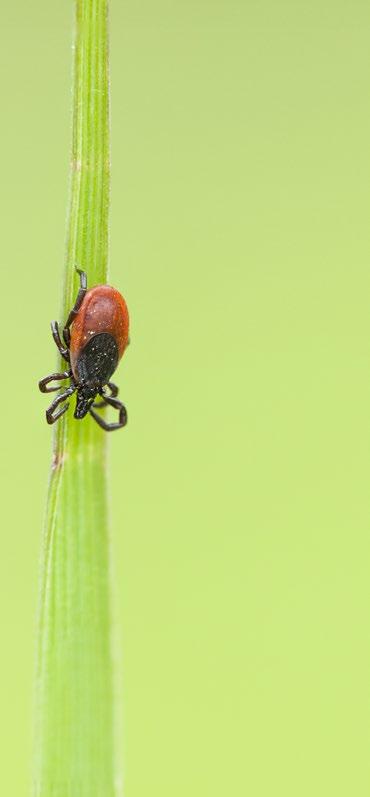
[39,268,129,431]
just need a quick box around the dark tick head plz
[74,384,98,419]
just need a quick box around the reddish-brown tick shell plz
[70,285,129,381]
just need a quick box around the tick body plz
[39,269,129,431]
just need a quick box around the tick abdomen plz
[69,284,129,382]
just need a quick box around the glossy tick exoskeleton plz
[39,268,129,431]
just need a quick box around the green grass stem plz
[33,1,122,795]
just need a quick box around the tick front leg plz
[39,370,73,393]
[45,385,76,425]
[89,394,127,431]
[92,382,119,407]
[105,381,119,397]
[63,267,87,342]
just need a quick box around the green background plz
[1,1,369,794]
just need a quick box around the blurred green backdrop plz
[0,1,369,795]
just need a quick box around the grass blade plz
[33,1,122,795]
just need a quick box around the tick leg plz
[92,382,119,407]
[63,327,71,348]
[89,395,127,431]
[105,381,119,397]
[39,370,73,393]
[63,267,87,342]
[45,385,76,425]
[51,321,70,362]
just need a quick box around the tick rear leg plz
[89,394,127,431]
[92,382,119,407]
[51,321,70,362]
[63,267,87,345]
[45,385,76,425]
[39,370,73,393]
